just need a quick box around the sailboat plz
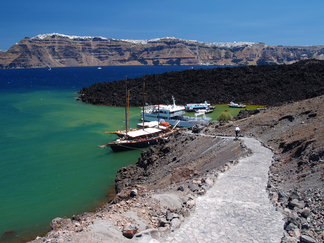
[99,82,179,152]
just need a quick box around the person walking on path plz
[235,126,240,139]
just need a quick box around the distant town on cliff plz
[0,33,323,69]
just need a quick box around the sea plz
[0,65,218,242]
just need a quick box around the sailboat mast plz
[158,78,161,127]
[125,78,128,136]
[127,89,130,133]
[142,81,146,130]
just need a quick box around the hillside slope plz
[79,59,324,106]
[1,33,324,69]
[210,94,324,242]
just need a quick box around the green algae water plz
[0,90,143,241]
[1,65,218,242]
[0,65,223,242]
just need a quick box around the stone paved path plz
[158,137,284,243]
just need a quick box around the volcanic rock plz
[78,59,324,106]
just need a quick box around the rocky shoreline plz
[31,132,250,242]
[31,95,323,243]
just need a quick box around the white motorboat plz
[143,96,211,127]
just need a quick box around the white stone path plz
[155,137,285,243]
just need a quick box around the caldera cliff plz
[1,33,324,69]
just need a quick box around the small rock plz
[181,208,190,217]
[289,191,300,200]
[285,222,297,231]
[130,189,137,198]
[192,179,202,185]
[278,191,288,202]
[188,183,200,192]
[177,186,184,191]
[50,218,72,231]
[186,199,196,209]
[301,208,311,218]
[204,177,214,186]
[192,125,202,133]
[300,234,317,243]
[166,211,177,221]
[240,142,246,149]
[122,225,137,239]
[301,223,309,230]
[170,218,181,230]
[197,189,206,195]
[158,218,168,227]
[283,208,292,216]
[289,199,305,209]
[293,228,301,238]
[283,235,299,243]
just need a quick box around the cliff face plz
[1,33,324,69]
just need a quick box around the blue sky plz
[1,0,323,50]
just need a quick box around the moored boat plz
[229,101,246,108]
[107,126,178,152]
[185,101,214,112]
[100,83,179,152]
[143,96,211,127]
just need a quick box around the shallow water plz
[0,65,221,241]
[0,90,143,240]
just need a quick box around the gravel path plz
[159,137,284,243]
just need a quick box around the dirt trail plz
[155,137,284,242]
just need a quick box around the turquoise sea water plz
[0,65,220,242]
[0,90,143,241]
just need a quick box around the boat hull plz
[143,114,210,127]
[109,139,159,152]
[107,129,177,152]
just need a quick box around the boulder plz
[285,222,297,231]
[192,125,203,133]
[50,217,72,231]
[300,234,317,243]
[130,189,137,198]
[301,208,311,218]
[122,225,138,239]
[186,199,196,209]
[170,218,181,230]
[188,183,200,192]
[289,199,305,209]
[152,193,183,211]
[166,211,178,221]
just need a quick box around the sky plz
[0,0,323,50]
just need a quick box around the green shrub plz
[217,111,233,122]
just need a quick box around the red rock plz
[122,228,137,239]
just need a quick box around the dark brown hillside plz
[79,59,324,106]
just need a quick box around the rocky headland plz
[1,33,324,69]
[78,59,324,106]
[28,93,323,243]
